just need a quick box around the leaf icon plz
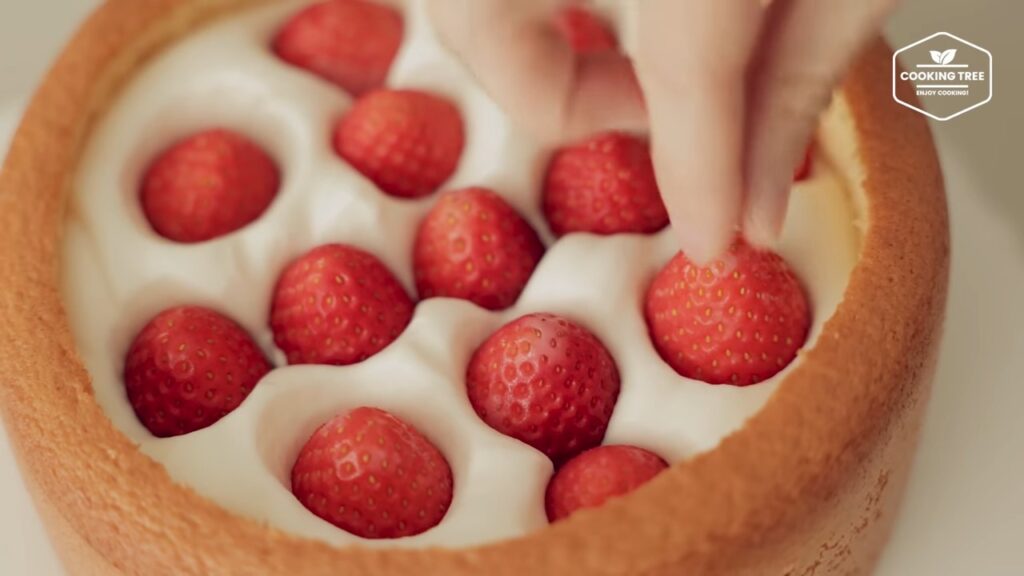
[940,49,957,65]
[930,50,944,64]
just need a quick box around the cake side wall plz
[744,355,936,576]
[30,484,126,576]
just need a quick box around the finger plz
[633,0,764,264]
[426,0,644,141]
[562,53,646,139]
[743,0,899,247]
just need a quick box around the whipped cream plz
[62,0,859,549]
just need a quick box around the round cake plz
[0,0,948,575]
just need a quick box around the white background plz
[1,0,1022,574]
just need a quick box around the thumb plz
[743,0,899,248]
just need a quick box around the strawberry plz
[543,132,668,236]
[553,5,618,55]
[140,129,280,243]
[334,89,465,199]
[414,187,545,311]
[644,239,810,385]
[794,143,813,181]
[270,244,414,366]
[124,306,272,438]
[273,0,403,96]
[545,445,668,522]
[291,407,454,538]
[466,313,620,463]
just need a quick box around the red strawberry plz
[124,306,271,437]
[545,445,668,522]
[273,0,403,96]
[270,244,414,366]
[414,187,544,311]
[140,129,280,243]
[543,132,668,236]
[291,407,454,538]
[334,89,465,199]
[644,240,810,385]
[794,143,813,181]
[466,313,620,463]
[553,6,618,55]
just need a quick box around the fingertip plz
[645,83,745,267]
[742,179,790,250]
[653,133,743,266]
[671,210,737,266]
[743,210,781,251]
[631,0,760,266]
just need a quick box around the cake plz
[0,0,948,574]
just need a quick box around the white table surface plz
[1,1,1022,574]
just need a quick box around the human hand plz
[427,0,898,262]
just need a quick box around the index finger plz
[633,0,764,263]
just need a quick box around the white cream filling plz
[61,0,858,549]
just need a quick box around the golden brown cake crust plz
[0,1,948,575]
